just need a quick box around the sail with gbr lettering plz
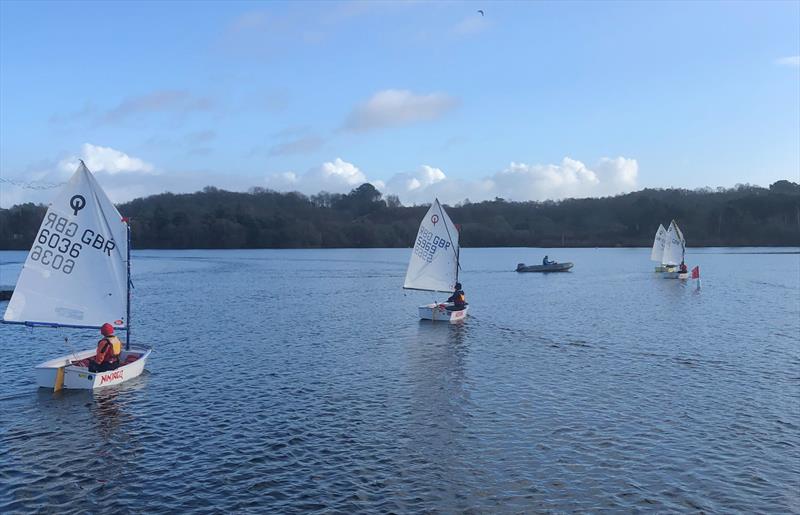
[403,199,460,293]
[650,224,667,262]
[3,162,129,329]
[661,220,685,267]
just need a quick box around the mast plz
[456,245,460,284]
[455,226,461,284]
[125,219,131,350]
[436,200,459,287]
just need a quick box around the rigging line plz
[0,177,67,190]
[64,335,80,363]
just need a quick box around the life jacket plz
[453,290,466,306]
[97,335,122,364]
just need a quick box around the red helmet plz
[100,323,115,336]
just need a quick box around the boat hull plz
[418,303,469,323]
[35,347,151,390]
[662,271,690,280]
[516,262,574,272]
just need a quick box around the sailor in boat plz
[542,255,555,266]
[679,262,688,274]
[445,283,467,311]
[89,323,122,373]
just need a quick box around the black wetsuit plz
[446,289,467,310]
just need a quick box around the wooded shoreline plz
[2,180,798,250]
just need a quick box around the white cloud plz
[775,55,800,68]
[386,165,447,193]
[59,143,155,175]
[382,157,638,204]
[3,149,640,210]
[344,89,458,131]
[595,156,638,190]
[314,157,366,186]
[263,156,639,204]
[3,146,250,208]
[265,158,380,194]
[488,158,601,201]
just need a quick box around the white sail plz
[403,199,459,292]
[650,224,667,262]
[661,220,685,266]
[4,162,129,329]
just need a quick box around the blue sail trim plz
[1,319,126,331]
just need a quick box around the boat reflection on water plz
[27,374,150,491]
[409,321,469,399]
[404,322,478,509]
[91,388,124,444]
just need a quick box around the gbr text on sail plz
[28,211,117,275]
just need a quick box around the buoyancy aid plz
[97,335,122,364]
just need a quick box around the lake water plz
[1,247,798,513]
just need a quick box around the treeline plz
[1,181,799,249]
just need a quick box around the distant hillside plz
[1,181,799,249]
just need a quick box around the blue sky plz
[1,0,798,206]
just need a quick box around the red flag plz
[691,266,700,279]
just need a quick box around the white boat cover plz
[4,162,129,329]
[403,199,460,293]
[661,220,685,266]
[650,224,667,262]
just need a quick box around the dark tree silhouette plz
[1,182,798,249]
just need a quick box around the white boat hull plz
[662,271,690,280]
[35,347,151,390]
[418,303,469,323]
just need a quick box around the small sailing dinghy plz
[2,162,151,390]
[661,220,689,279]
[403,199,467,323]
[651,224,668,272]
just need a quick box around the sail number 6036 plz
[37,229,82,257]
[30,228,81,274]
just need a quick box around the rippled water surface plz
[1,248,798,513]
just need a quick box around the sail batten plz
[403,199,459,293]
[3,163,129,330]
